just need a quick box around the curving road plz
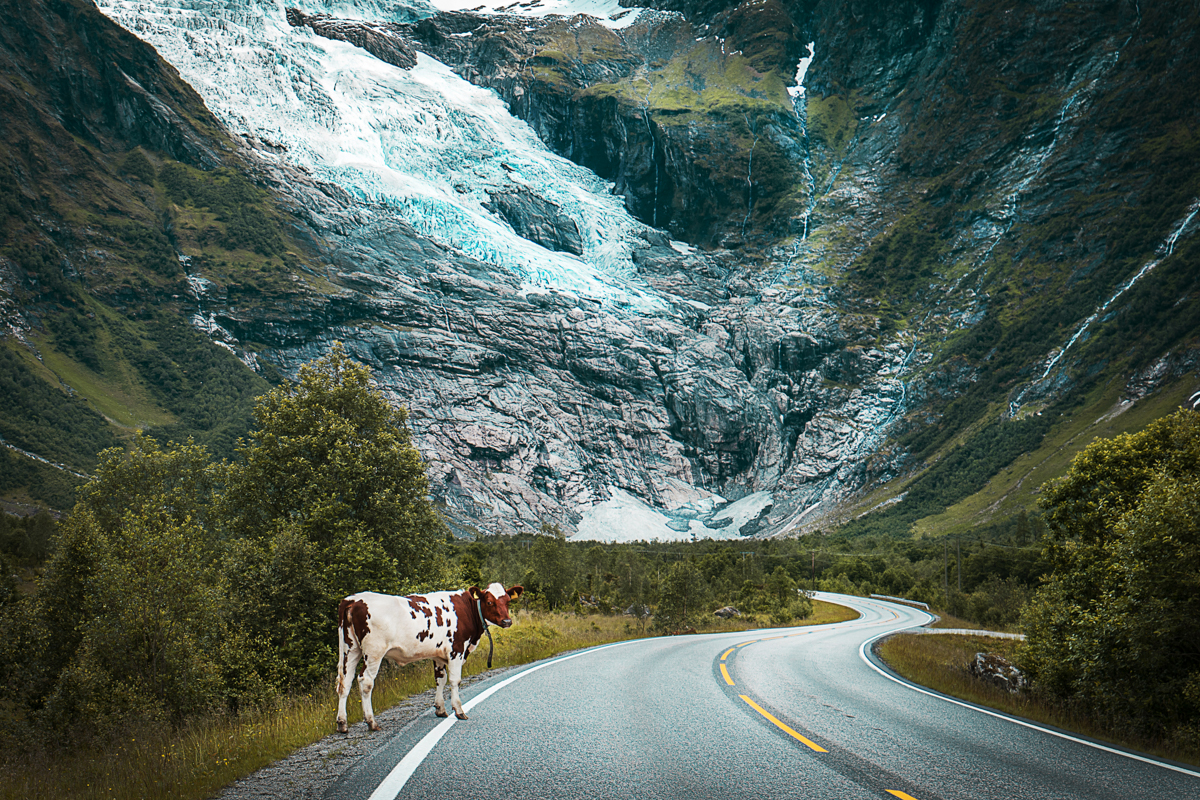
[328,593,1200,800]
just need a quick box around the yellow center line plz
[737,640,757,648]
[720,663,735,686]
[721,647,736,661]
[885,792,920,800]
[738,695,828,753]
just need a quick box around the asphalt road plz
[328,593,1200,800]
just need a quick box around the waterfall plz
[789,42,817,241]
[638,72,659,229]
[974,89,1082,269]
[1008,197,1200,416]
[975,10,1142,273]
[741,114,760,238]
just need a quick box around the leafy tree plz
[221,343,448,682]
[1023,409,1200,738]
[15,437,227,736]
[527,522,572,610]
[655,560,708,631]
[765,565,797,608]
[459,551,484,589]
[763,565,812,624]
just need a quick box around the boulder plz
[969,652,1027,693]
[713,606,741,619]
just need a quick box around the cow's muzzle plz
[500,619,513,628]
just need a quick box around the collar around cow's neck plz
[475,595,494,668]
[475,596,488,631]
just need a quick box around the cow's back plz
[342,590,466,666]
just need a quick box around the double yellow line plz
[719,634,826,752]
[718,633,921,800]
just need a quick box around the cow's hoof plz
[455,711,469,720]
[368,720,383,732]
[337,720,348,734]
[434,708,448,718]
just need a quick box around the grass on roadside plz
[0,600,857,800]
[0,611,634,800]
[925,610,1021,632]
[876,631,1200,768]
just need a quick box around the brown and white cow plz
[335,582,523,733]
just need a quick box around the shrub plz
[1023,409,1200,737]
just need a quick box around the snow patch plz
[709,491,773,533]
[787,41,815,100]
[574,487,746,542]
[428,0,645,29]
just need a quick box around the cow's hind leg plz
[448,659,468,720]
[433,661,449,718]
[336,642,361,734]
[359,654,385,732]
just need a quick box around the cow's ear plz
[468,586,482,600]
[507,585,524,601]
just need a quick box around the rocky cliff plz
[3,0,1198,542]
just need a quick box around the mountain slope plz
[2,0,1198,543]
[0,0,282,506]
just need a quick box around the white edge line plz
[858,623,1200,779]
[367,638,644,800]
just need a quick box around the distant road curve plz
[329,593,1200,800]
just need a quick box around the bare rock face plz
[483,187,583,256]
[286,7,417,69]
[209,156,787,537]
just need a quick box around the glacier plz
[91,0,921,542]
[96,0,667,313]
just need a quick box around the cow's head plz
[469,583,524,628]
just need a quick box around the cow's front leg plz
[448,659,468,720]
[359,655,384,732]
[433,662,449,718]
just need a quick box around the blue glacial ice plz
[96,0,668,312]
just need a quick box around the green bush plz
[120,148,156,184]
[1023,409,1200,738]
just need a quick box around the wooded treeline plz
[447,519,1045,631]
[1,341,1196,751]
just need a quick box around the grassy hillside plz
[0,0,305,509]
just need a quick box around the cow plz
[335,582,523,733]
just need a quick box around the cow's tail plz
[336,597,358,692]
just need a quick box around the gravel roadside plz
[214,666,519,800]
